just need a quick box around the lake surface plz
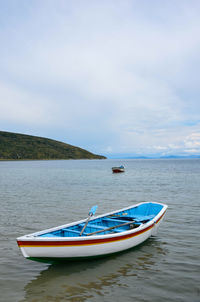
[0,159,199,302]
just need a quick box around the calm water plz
[0,159,199,302]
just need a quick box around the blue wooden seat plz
[63,228,80,234]
[133,214,155,222]
[86,222,129,234]
[103,217,131,224]
[80,222,126,234]
[79,223,105,229]
[103,215,154,223]
[86,223,107,230]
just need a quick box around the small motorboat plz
[17,202,167,263]
[112,165,125,173]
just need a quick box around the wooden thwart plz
[86,220,137,236]
[108,212,128,217]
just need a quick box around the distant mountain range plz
[108,154,200,159]
[0,131,106,160]
[159,155,200,159]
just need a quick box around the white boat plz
[17,202,168,263]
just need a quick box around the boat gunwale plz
[17,202,168,242]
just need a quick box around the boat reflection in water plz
[20,238,167,302]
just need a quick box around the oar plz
[80,205,98,236]
[86,220,137,236]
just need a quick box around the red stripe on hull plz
[18,224,153,247]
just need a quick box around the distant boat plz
[16,202,167,263]
[112,165,125,173]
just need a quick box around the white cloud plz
[0,82,53,125]
[184,133,200,152]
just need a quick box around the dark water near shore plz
[0,159,199,302]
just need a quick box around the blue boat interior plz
[39,203,163,238]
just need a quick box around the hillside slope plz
[0,131,106,160]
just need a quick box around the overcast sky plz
[0,0,200,157]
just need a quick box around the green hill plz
[0,131,106,160]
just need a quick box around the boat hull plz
[112,166,125,173]
[112,169,124,173]
[17,204,167,262]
